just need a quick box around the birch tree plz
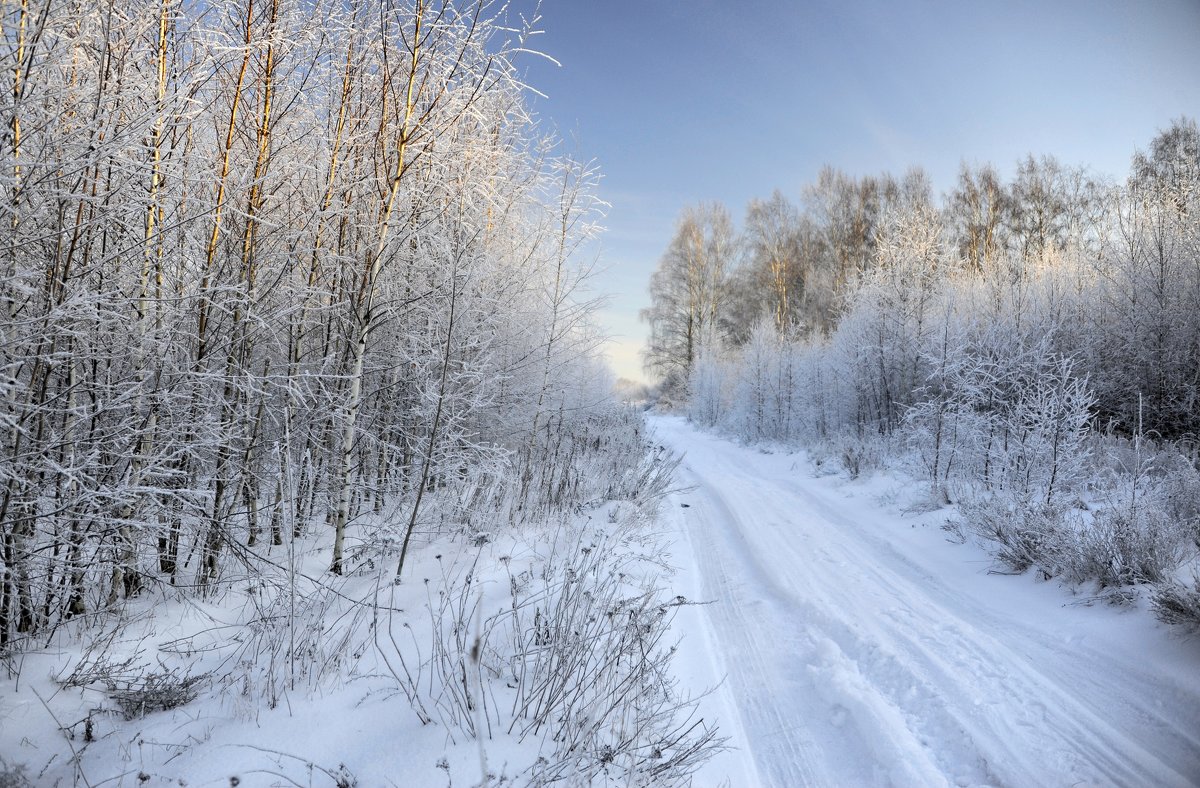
[641,202,734,394]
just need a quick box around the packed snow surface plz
[653,415,1200,787]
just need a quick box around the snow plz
[0,502,717,786]
[652,414,1200,787]
[5,414,1199,786]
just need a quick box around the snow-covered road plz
[655,416,1200,788]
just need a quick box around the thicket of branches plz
[0,0,620,648]
[645,119,1200,625]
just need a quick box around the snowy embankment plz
[0,463,726,786]
[654,414,1200,787]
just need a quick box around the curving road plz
[654,415,1200,787]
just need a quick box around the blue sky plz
[517,0,1200,382]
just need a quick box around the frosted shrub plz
[507,528,721,786]
[1066,438,1199,590]
[1157,452,1200,546]
[964,484,1191,589]
[568,405,683,507]
[960,498,1072,575]
[606,443,683,509]
[1152,578,1200,632]
[226,581,371,710]
[988,357,1095,507]
[687,352,731,429]
[1067,507,1185,587]
[414,519,723,786]
[518,404,667,517]
[829,431,889,480]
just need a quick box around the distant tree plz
[1130,116,1199,217]
[809,168,895,281]
[1007,155,1071,262]
[802,167,931,329]
[744,190,805,333]
[718,259,767,347]
[641,203,735,392]
[947,163,1008,273]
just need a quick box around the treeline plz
[645,123,1199,440]
[0,0,624,647]
[645,119,1200,624]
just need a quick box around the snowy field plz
[654,414,1200,787]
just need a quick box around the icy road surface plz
[654,415,1200,788]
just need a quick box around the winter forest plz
[3,0,1200,785]
[1,1,714,784]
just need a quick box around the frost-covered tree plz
[0,0,625,646]
[744,191,806,333]
[687,348,731,429]
[834,188,945,431]
[724,318,804,443]
[1083,118,1200,438]
[947,163,1008,273]
[642,202,735,394]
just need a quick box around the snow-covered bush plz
[828,431,891,481]
[1066,436,1200,590]
[404,512,723,786]
[1154,449,1200,546]
[962,474,1193,589]
[227,578,374,712]
[582,406,679,505]
[606,441,683,508]
[687,349,732,429]
[1152,578,1200,632]
[990,357,1095,507]
[1067,507,1184,587]
[501,524,722,785]
[518,400,646,517]
[960,499,1072,575]
[507,395,684,527]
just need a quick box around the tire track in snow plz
[680,463,988,787]
[679,464,865,786]
[775,470,1200,786]
[657,416,1200,787]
